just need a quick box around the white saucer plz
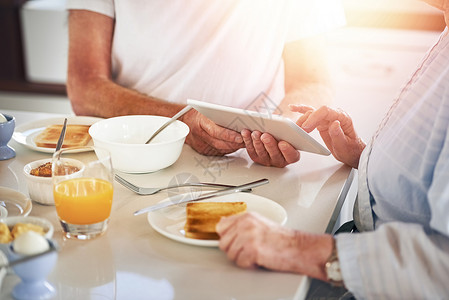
[0,187,32,217]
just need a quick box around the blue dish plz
[0,114,16,161]
[7,240,58,300]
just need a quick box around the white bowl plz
[23,158,84,205]
[89,115,190,173]
[0,216,54,239]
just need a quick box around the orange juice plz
[54,178,113,225]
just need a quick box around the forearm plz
[217,212,335,280]
[67,76,184,118]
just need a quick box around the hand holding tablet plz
[187,99,330,156]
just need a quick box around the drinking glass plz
[52,146,114,240]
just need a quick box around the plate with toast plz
[147,193,287,247]
[13,116,103,153]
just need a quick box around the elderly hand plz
[217,212,333,280]
[181,110,245,156]
[241,129,300,168]
[291,104,365,169]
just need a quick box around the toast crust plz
[35,124,91,148]
[185,231,220,240]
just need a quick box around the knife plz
[133,178,269,215]
[55,118,67,152]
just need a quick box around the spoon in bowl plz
[145,105,193,144]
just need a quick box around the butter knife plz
[55,118,68,152]
[133,178,269,215]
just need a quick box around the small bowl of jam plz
[23,158,84,205]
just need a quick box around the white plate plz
[0,187,32,217]
[147,193,287,247]
[12,116,103,153]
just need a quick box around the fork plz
[115,174,248,195]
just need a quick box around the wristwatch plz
[325,238,344,287]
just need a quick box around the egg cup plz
[0,114,16,161]
[7,240,58,300]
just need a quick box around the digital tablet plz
[187,99,330,156]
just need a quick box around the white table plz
[0,109,352,300]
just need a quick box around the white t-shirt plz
[67,0,345,108]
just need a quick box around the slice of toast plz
[184,201,247,240]
[34,124,91,148]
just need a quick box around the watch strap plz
[325,238,344,287]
